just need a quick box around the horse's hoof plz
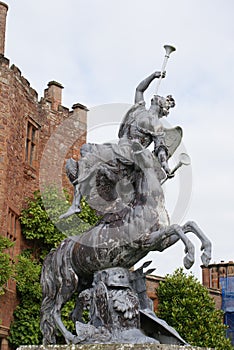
[201,251,211,267]
[65,334,82,345]
[72,336,82,344]
[183,255,194,269]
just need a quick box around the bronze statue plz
[40,49,212,346]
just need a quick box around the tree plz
[9,189,99,348]
[156,268,233,350]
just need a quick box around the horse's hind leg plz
[53,293,80,344]
[182,221,212,266]
[148,224,195,269]
[42,271,80,344]
[41,238,81,344]
[52,245,82,344]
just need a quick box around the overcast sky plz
[4,0,234,279]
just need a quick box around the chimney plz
[0,2,8,56]
[46,81,64,110]
[71,103,88,160]
[202,266,210,288]
[72,103,88,124]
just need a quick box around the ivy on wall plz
[0,235,14,296]
[9,189,99,348]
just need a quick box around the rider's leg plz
[59,184,82,219]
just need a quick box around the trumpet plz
[155,44,176,94]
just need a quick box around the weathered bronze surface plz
[40,69,212,346]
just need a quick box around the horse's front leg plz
[147,224,195,269]
[182,221,212,267]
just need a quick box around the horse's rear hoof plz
[183,254,194,269]
[201,251,211,267]
[72,335,83,344]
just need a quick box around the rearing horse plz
[40,71,212,345]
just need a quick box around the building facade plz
[202,261,234,345]
[0,3,87,349]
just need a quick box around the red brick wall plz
[207,288,222,310]
[0,289,18,332]
[146,274,222,312]
[146,275,164,312]
[201,261,234,311]
[0,55,87,341]
[202,261,234,289]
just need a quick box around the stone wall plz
[17,344,214,350]
[146,275,164,311]
[0,54,87,343]
[0,2,8,55]
[202,261,234,289]
[0,289,17,334]
[146,274,222,313]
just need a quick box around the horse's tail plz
[40,249,57,344]
[40,250,56,345]
[40,238,79,345]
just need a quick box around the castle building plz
[202,261,234,345]
[0,3,87,349]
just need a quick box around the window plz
[6,208,19,258]
[25,120,38,166]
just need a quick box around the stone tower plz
[0,1,8,55]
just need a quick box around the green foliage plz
[61,298,76,333]
[9,188,100,348]
[20,188,100,251]
[156,268,233,350]
[78,197,101,226]
[0,235,14,295]
[20,189,66,249]
[9,252,77,347]
[9,301,42,346]
[15,253,42,300]
[8,252,42,347]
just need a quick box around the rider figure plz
[60,71,175,219]
[118,71,175,176]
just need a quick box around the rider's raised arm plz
[134,71,164,104]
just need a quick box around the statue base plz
[17,345,214,350]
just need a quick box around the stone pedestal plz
[17,344,214,350]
